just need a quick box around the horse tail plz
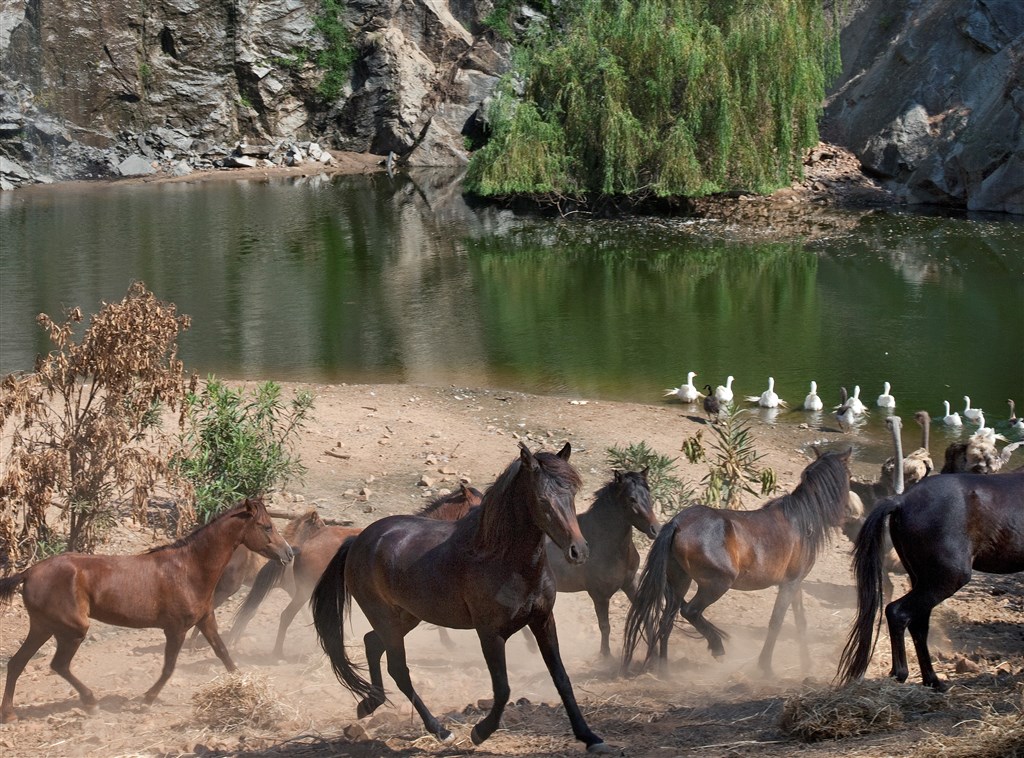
[227,548,295,644]
[310,538,377,703]
[622,516,678,670]
[0,572,26,609]
[837,498,901,683]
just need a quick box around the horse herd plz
[1,440,1022,754]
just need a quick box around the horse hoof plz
[438,728,454,744]
[83,702,99,715]
[470,725,487,745]
[0,711,18,724]
[587,741,617,754]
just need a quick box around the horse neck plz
[182,513,251,583]
[585,488,632,545]
[475,477,545,560]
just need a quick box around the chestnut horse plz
[838,470,1024,690]
[311,443,610,753]
[546,468,659,656]
[227,485,482,658]
[622,449,851,676]
[0,497,293,723]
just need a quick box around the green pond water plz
[1,169,1022,461]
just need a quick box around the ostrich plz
[664,372,701,403]
[880,410,933,493]
[941,414,1023,474]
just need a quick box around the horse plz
[310,443,610,753]
[545,468,660,656]
[227,485,482,658]
[838,470,1024,690]
[0,497,293,723]
[622,448,851,676]
[185,508,326,648]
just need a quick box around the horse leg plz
[886,582,961,689]
[272,595,306,659]
[195,613,238,672]
[758,580,800,676]
[378,621,450,742]
[679,580,729,659]
[788,584,812,672]
[49,629,97,712]
[528,612,607,753]
[589,592,613,657]
[656,567,691,667]
[143,628,187,704]
[470,629,510,745]
[1,625,54,723]
[356,630,387,718]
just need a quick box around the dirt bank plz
[1,381,1021,757]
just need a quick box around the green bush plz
[466,0,841,200]
[682,407,777,508]
[173,379,314,523]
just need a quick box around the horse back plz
[896,472,1024,575]
[294,525,362,592]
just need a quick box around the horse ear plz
[811,445,822,458]
[243,498,258,517]
[556,442,571,460]
[460,483,471,498]
[614,469,623,483]
[519,441,539,471]
[641,466,650,481]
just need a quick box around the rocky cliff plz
[1,0,1021,214]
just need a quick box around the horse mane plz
[146,498,261,554]
[418,486,483,520]
[586,470,645,513]
[763,450,850,565]
[475,451,582,553]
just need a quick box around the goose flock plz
[665,372,1024,476]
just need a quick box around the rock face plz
[824,0,1024,214]
[0,0,508,186]
[2,0,1021,214]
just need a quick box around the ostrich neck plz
[891,420,905,494]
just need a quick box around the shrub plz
[0,283,190,564]
[173,378,314,524]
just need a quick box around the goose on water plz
[941,400,963,427]
[745,376,787,408]
[664,372,701,403]
[876,381,896,409]
[847,385,868,415]
[714,375,735,405]
[1009,399,1024,432]
[835,387,857,433]
[962,395,983,423]
[803,381,823,411]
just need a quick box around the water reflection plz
[1,171,1022,448]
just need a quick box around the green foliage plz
[173,378,314,524]
[272,49,311,70]
[606,441,693,514]
[315,0,356,101]
[466,0,840,200]
[681,408,777,508]
[139,62,153,85]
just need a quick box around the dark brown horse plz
[622,449,851,676]
[546,469,659,656]
[0,497,293,723]
[311,443,610,753]
[228,485,482,658]
[838,470,1024,690]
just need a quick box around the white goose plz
[664,371,701,403]
[941,400,963,427]
[1008,399,1024,432]
[962,395,983,423]
[802,381,823,411]
[876,381,896,409]
[847,385,868,415]
[714,375,735,405]
[745,376,787,408]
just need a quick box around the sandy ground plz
[2,381,1023,757]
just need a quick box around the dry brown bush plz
[0,282,190,567]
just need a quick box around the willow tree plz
[466,0,840,200]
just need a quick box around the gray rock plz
[117,154,157,176]
[222,155,258,168]
[0,156,31,179]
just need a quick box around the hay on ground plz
[192,671,287,732]
[779,679,947,741]
[912,707,1024,757]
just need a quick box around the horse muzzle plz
[646,523,661,539]
[564,539,589,565]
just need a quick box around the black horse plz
[838,470,1024,690]
[311,443,610,753]
[546,469,660,656]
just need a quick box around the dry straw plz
[191,671,288,732]
[779,679,947,741]
[911,706,1024,757]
